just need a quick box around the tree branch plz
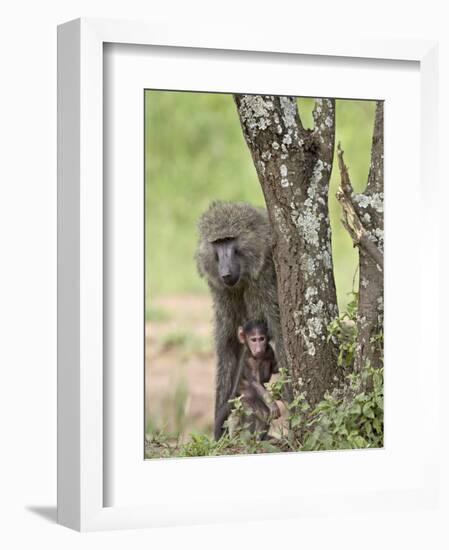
[336,144,383,270]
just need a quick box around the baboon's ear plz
[237,326,246,344]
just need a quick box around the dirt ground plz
[145,294,216,437]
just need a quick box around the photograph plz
[144,91,384,459]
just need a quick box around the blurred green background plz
[145,91,376,313]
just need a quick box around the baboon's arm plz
[210,287,244,439]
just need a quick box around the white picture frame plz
[57,17,440,531]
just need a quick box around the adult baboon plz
[196,201,284,439]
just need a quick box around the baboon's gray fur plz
[196,201,284,439]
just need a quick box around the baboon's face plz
[212,238,242,287]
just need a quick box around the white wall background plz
[0,1,447,548]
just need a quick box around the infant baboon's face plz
[246,329,268,359]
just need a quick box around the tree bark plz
[337,101,384,372]
[234,95,339,405]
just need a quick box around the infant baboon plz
[216,320,280,437]
[196,201,284,439]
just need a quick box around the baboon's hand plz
[269,402,281,420]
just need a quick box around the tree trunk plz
[234,95,339,405]
[337,101,384,373]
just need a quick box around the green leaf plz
[353,435,367,448]
[364,421,373,436]
[362,403,375,419]
[349,403,362,415]
[260,441,279,453]
[373,418,382,433]
[290,415,302,428]
[338,350,343,367]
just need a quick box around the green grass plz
[145,91,376,313]
[145,431,283,459]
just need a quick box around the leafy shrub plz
[300,366,383,451]
[278,291,384,451]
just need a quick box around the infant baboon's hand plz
[269,402,281,420]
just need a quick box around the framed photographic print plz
[58,18,440,531]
